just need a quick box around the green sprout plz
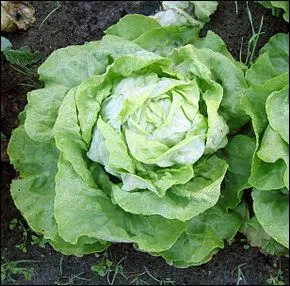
[266,269,285,285]
[91,251,127,285]
[1,256,39,283]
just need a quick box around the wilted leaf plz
[1,1,36,32]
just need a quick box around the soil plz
[1,1,289,285]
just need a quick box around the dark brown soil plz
[1,1,289,285]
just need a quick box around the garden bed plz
[1,1,289,285]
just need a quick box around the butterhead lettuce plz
[8,7,253,267]
[242,33,289,250]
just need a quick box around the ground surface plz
[1,1,289,285]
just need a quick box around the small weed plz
[239,1,264,67]
[31,235,49,249]
[91,256,113,277]
[91,250,127,285]
[245,1,264,66]
[9,218,29,253]
[1,256,39,283]
[267,258,285,285]
[9,218,48,253]
[107,257,127,285]
[266,269,285,285]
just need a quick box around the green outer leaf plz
[8,126,58,240]
[10,176,57,240]
[245,33,288,86]
[249,154,286,190]
[258,1,289,22]
[240,216,288,256]
[24,85,69,142]
[38,41,108,87]
[245,73,288,191]
[8,126,58,177]
[54,154,185,252]
[112,155,228,221]
[8,126,108,255]
[257,125,288,189]
[24,38,117,143]
[39,33,139,87]
[244,33,289,194]
[265,87,289,144]
[245,53,279,86]
[195,30,247,70]
[50,235,109,257]
[259,33,289,74]
[38,36,128,85]
[252,189,289,248]
[134,25,200,57]
[271,1,289,21]
[243,73,288,138]
[105,14,161,40]
[220,135,256,209]
[157,202,247,267]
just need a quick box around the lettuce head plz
[242,33,289,251]
[8,8,251,267]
